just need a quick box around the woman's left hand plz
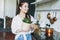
[31,24,39,30]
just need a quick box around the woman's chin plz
[24,11,28,13]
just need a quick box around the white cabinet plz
[0,0,16,29]
[4,0,16,18]
[0,0,16,18]
[0,0,4,18]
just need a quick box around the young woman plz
[11,1,37,40]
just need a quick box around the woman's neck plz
[19,11,25,19]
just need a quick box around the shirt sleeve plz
[31,16,37,24]
[11,17,22,34]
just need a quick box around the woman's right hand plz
[31,24,39,30]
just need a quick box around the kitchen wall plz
[34,0,60,32]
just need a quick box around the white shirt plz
[11,15,36,34]
[11,15,37,40]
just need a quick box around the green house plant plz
[22,17,32,31]
[23,17,32,24]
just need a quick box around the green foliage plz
[23,18,32,24]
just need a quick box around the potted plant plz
[22,17,32,31]
[23,17,32,24]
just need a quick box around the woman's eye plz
[25,6,27,7]
[25,6,28,8]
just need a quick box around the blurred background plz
[0,0,60,40]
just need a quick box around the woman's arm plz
[30,16,38,30]
[11,17,30,34]
[31,24,39,30]
[16,29,28,33]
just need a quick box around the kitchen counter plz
[32,31,60,40]
[41,30,60,40]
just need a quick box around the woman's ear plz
[19,7,21,10]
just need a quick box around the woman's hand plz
[31,24,39,30]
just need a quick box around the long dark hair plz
[16,1,31,19]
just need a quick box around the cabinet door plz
[0,0,4,18]
[0,0,4,29]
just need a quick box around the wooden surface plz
[0,32,36,40]
[0,32,15,40]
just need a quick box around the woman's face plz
[20,2,29,13]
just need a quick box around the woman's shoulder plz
[12,15,21,21]
[30,15,33,18]
[30,15,34,19]
[13,15,19,20]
